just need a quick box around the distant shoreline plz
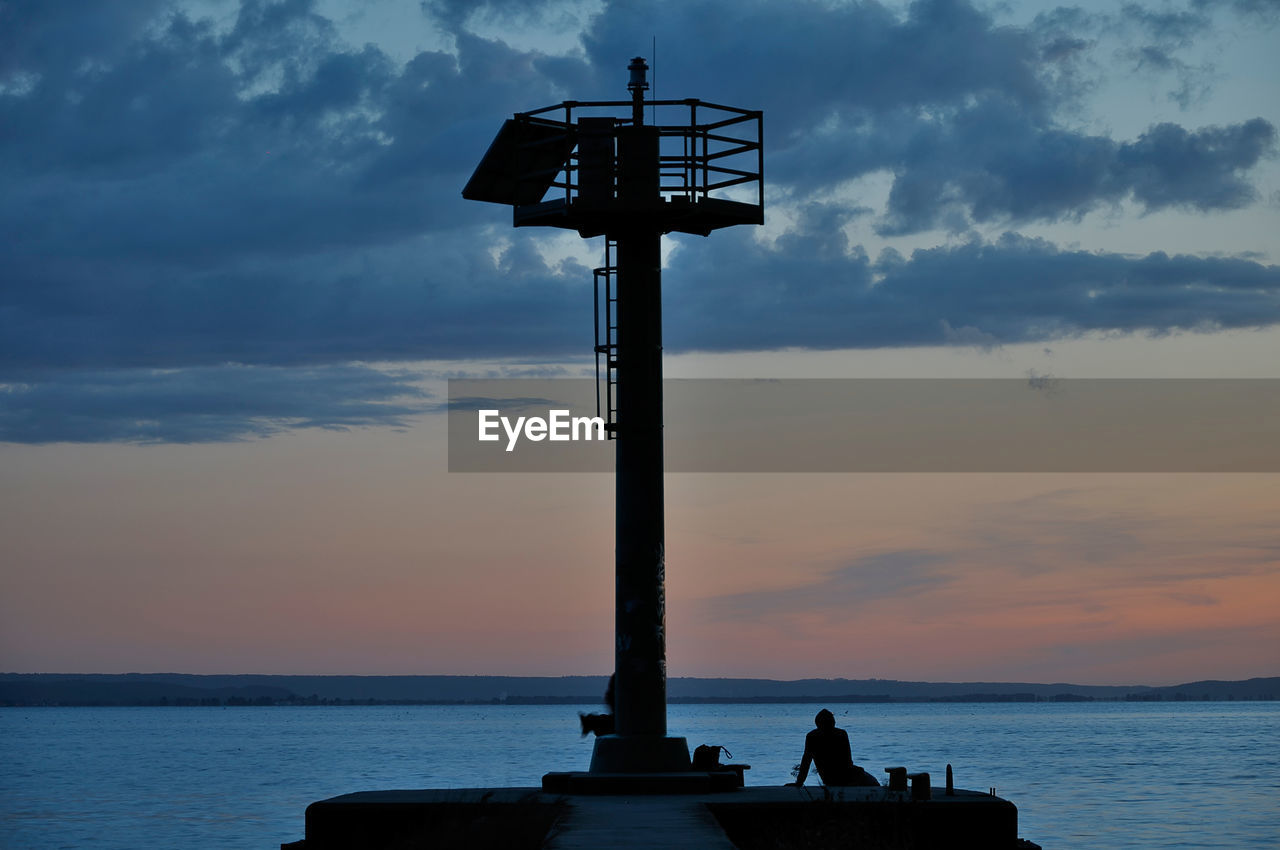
[2,673,1275,707]
[7,696,1278,708]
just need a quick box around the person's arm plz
[791,734,813,785]
[793,749,812,785]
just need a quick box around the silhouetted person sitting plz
[789,709,879,787]
[579,674,615,737]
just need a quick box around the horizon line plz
[6,671,1277,689]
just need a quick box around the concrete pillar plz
[612,226,666,738]
[588,121,690,773]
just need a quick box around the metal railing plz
[512,99,763,213]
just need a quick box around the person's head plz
[814,709,836,730]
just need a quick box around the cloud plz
[6,224,1279,404]
[444,395,561,412]
[707,550,956,621]
[1119,120,1276,210]
[960,485,1280,587]
[2,0,1277,441]
[0,364,429,443]
[579,0,1276,231]
[1194,0,1280,25]
[665,231,1280,351]
[940,320,1002,352]
[1167,592,1219,606]
[875,112,1275,235]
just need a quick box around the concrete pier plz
[293,784,1024,849]
[548,794,737,849]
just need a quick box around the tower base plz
[588,734,691,773]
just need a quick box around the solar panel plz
[461,119,576,206]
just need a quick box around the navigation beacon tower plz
[463,58,763,775]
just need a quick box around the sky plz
[2,0,1278,685]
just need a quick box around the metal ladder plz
[593,238,618,439]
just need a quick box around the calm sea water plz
[1,701,1276,849]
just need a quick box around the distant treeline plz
[1,673,1275,707]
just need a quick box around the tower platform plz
[514,194,763,237]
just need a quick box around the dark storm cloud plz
[0,364,428,443]
[665,231,1280,350]
[1120,120,1275,210]
[583,0,1274,228]
[877,115,1275,234]
[0,7,563,267]
[1,0,1277,441]
[1,230,592,372]
[586,0,1276,232]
